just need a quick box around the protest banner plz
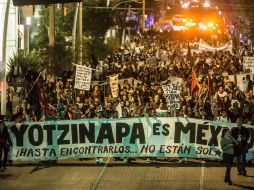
[109,75,119,98]
[6,117,254,161]
[162,83,181,110]
[74,65,92,91]
[199,39,232,52]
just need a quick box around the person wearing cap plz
[0,119,9,172]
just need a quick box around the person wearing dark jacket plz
[220,128,238,185]
[0,119,9,172]
[231,117,250,176]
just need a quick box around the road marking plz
[90,157,111,190]
[199,160,205,190]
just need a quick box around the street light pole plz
[72,3,79,63]
[142,0,145,31]
[49,5,55,46]
[78,2,82,65]
[1,0,10,115]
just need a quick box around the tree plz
[29,5,74,77]
[83,0,114,39]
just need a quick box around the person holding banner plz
[0,118,9,172]
[220,129,238,185]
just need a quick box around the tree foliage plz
[83,0,114,40]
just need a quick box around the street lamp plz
[1,0,10,115]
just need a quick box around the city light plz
[203,2,210,8]
[181,2,190,9]
[199,23,207,30]
[208,22,214,27]
[26,17,31,25]
[185,21,196,27]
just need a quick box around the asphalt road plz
[0,158,253,190]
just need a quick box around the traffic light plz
[12,0,82,6]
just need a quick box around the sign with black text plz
[6,117,254,161]
[74,65,92,91]
[162,83,181,110]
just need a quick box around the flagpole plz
[1,0,10,115]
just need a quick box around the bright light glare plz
[218,30,222,34]
[199,23,207,30]
[204,2,210,8]
[172,25,186,31]
[160,29,163,33]
[185,22,196,27]
[26,17,31,25]
[208,22,214,27]
[182,2,189,9]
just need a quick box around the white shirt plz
[238,80,248,92]
[215,91,227,98]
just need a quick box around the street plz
[1,0,254,190]
[1,159,253,190]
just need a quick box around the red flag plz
[39,88,49,114]
[191,68,199,96]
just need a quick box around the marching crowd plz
[5,32,254,124]
[0,32,253,182]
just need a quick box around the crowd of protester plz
[0,31,253,169]
[5,32,254,126]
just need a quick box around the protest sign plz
[243,56,254,73]
[6,117,254,161]
[109,75,119,98]
[162,83,181,110]
[74,65,92,91]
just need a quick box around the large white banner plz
[109,75,119,98]
[74,65,92,91]
[183,40,233,54]
[5,117,254,161]
[199,39,233,52]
